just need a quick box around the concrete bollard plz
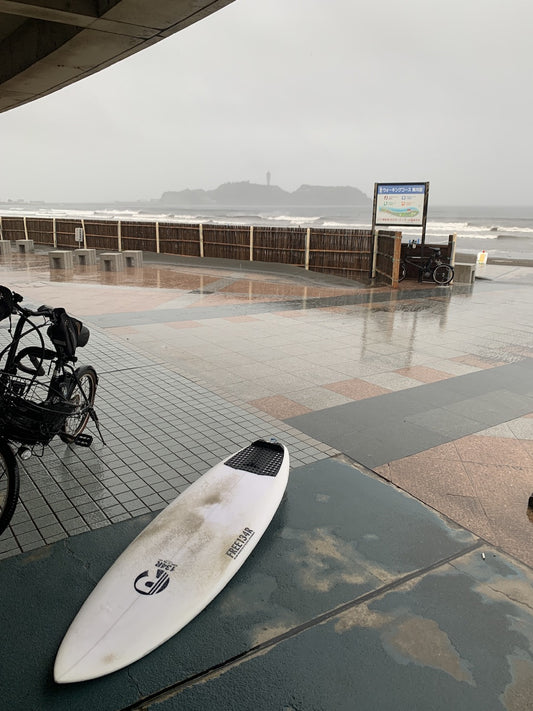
[0,240,11,257]
[73,248,97,266]
[49,251,74,270]
[123,250,143,268]
[100,252,125,272]
[16,239,34,254]
[453,263,476,284]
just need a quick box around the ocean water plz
[1,202,532,261]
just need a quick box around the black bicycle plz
[0,285,104,535]
[399,245,454,285]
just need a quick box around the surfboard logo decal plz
[226,527,255,559]
[134,568,170,595]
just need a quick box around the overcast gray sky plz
[1,0,532,205]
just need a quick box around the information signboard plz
[374,183,427,227]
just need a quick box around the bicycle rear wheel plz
[0,440,19,535]
[432,264,454,285]
[398,261,407,281]
[59,366,98,444]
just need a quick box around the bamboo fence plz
[0,215,404,284]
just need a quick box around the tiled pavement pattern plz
[0,325,335,560]
[287,358,533,467]
[1,253,533,568]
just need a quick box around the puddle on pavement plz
[0,252,369,305]
[371,301,435,312]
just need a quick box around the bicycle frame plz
[404,249,439,276]
[0,289,103,454]
[1,305,72,404]
[1,307,57,374]
[0,287,104,535]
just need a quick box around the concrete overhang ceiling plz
[0,0,235,113]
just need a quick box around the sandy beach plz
[438,234,533,267]
[455,249,533,268]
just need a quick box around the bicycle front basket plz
[0,372,77,444]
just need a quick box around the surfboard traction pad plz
[225,439,284,477]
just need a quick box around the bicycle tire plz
[0,439,20,535]
[432,264,454,285]
[59,366,98,444]
[398,261,407,282]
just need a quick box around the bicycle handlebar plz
[406,244,441,255]
[2,286,79,326]
[15,302,55,319]
[1,285,56,319]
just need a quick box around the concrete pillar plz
[452,263,476,284]
[123,250,143,267]
[73,248,97,266]
[100,252,125,271]
[16,239,34,253]
[0,240,11,257]
[49,251,74,269]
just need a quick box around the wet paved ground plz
[1,249,533,708]
[6,458,533,711]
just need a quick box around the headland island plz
[158,181,371,207]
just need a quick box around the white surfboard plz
[54,439,289,683]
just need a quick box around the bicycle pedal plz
[74,433,93,447]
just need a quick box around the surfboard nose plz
[54,660,84,684]
[54,645,94,684]
[54,668,75,684]
[54,650,123,684]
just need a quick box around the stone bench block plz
[100,252,125,271]
[0,240,11,256]
[16,239,34,253]
[453,262,476,284]
[123,250,143,268]
[49,250,74,270]
[74,248,97,266]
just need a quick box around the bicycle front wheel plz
[59,366,98,444]
[0,439,19,536]
[432,264,454,285]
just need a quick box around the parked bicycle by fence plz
[0,285,104,535]
[399,243,454,285]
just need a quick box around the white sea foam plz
[401,221,501,240]
[491,225,533,234]
[160,214,203,223]
[322,220,363,228]
[1,204,532,255]
[263,214,322,223]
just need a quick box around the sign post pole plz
[369,183,379,278]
